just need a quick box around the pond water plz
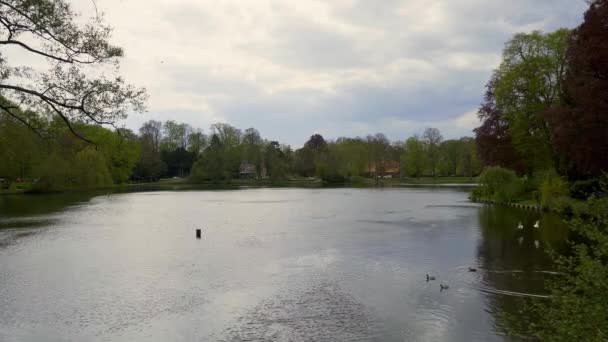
[0,187,568,341]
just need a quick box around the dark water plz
[0,188,568,341]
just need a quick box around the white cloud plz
[4,0,586,146]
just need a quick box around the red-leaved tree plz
[474,76,526,174]
[545,0,608,177]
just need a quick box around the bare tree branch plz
[0,40,94,64]
[0,0,147,143]
[42,98,96,146]
[0,0,103,62]
[0,102,44,139]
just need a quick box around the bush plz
[349,176,366,185]
[527,196,608,341]
[539,171,569,210]
[570,179,601,200]
[322,174,346,184]
[471,186,484,199]
[478,167,525,202]
[550,196,575,215]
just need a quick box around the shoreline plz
[0,177,480,196]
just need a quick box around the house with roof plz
[366,160,401,178]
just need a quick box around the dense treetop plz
[0,0,146,142]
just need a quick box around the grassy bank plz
[0,181,33,195]
[2,175,482,196]
[396,176,478,184]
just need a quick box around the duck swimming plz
[534,220,540,229]
[468,267,477,272]
[426,274,436,281]
[440,284,450,290]
[517,222,524,230]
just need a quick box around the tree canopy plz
[544,0,608,177]
[0,0,146,142]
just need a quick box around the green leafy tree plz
[264,141,289,180]
[187,129,207,157]
[366,133,391,176]
[295,134,328,178]
[210,123,242,176]
[401,136,426,178]
[438,139,461,176]
[79,125,141,184]
[456,137,482,177]
[71,147,113,189]
[161,121,190,151]
[494,29,570,172]
[191,134,230,181]
[0,0,146,141]
[242,128,264,178]
[422,128,443,177]
[0,110,42,180]
[133,135,165,182]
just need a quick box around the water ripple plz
[222,282,379,342]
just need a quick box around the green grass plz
[2,175,480,195]
[471,195,540,207]
[395,176,479,184]
[0,181,32,195]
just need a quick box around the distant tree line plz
[0,98,482,189]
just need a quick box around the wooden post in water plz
[196,229,201,239]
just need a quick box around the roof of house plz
[239,162,256,174]
[368,160,400,173]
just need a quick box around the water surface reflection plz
[0,188,567,341]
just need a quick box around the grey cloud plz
[249,16,370,70]
[109,0,588,146]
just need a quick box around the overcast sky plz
[77,0,586,146]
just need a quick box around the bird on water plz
[440,284,450,290]
[426,274,436,281]
[468,267,477,272]
[534,220,540,229]
[517,222,524,230]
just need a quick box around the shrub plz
[350,176,366,185]
[539,171,569,210]
[322,174,346,184]
[570,179,601,200]
[471,186,484,199]
[478,167,524,202]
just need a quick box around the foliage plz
[242,128,263,178]
[477,166,525,202]
[0,0,146,141]
[474,76,526,174]
[264,141,291,180]
[401,136,426,178]
[161,148,195,178]
[494,29,570,172]
[160,121,191,151]
[505,196,608,341]
[71,147,113,189]
[475,29,571,174]
[79,125,141,184]
[544,0,608,177]
[132,133,165,182]
[1,103,139,191]
[422,128,443,177]
[539,171,570,209]
[3,101,483,188]
[570,179,601,200]
[190,134,231,182]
